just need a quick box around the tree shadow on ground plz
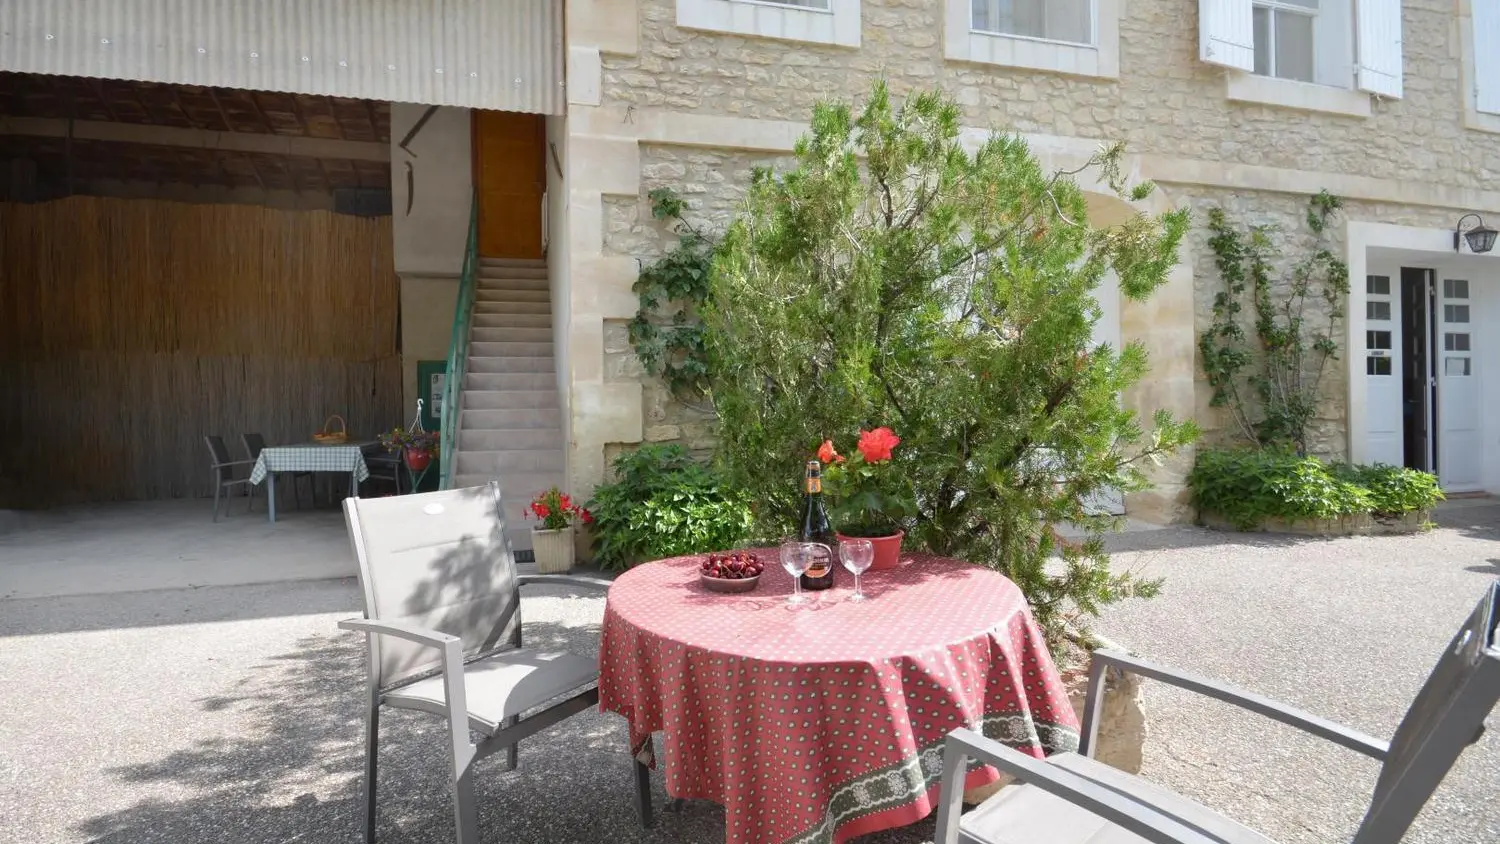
[74,600,936,844]
[1099,524,1338,556]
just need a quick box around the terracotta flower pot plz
[403,448,433,471]
[532,526,575,574]
[837,530,905,570]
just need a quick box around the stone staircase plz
[450,257,563,551]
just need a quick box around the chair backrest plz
[343,482,521,690]
[204,435,231,467]
[242,432,266,461]
[1353,580,1500,844]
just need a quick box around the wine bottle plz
[798,459,837,591]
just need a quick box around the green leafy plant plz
[818,428,916,537]
[1330,462,1444,517]
[1189,449,1440,530]
[587,444,753,571]
[703,82,1198,645]
[629,188,715,401]
[1198,191,1348,453]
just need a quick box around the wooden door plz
[474,110,547,259]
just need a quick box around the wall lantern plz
[1454,213,1498,254]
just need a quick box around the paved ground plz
[0,500,1496,843]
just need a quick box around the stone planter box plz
[964,640,1144,804]
[1198,509,1431,536]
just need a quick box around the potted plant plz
[819,427,915,570]
[527,487,592,574]
[378,426,438,471]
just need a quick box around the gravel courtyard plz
[0,501,1496,844]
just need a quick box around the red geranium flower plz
[531,502,551,519]
[817,439,844,464]
[579,509,594,525]
[856,427,900,463]
[558,493,573,511]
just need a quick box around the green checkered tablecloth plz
[249,444,371,484]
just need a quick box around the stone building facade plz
[559,0,1500,521]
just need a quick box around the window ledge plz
[942,0,1119,80]
[1463,108,1500,136]
[676,0,860,47]
[1226,74,1370,118]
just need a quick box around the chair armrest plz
[213,459,257,470]
[339,617,459,647]
[338,617,473,760]
[1091,649,1389,760]
[935,728,1223,844]
[517,574,614,592]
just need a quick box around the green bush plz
[586,444,753,571]
[1330,462,1445,516]
[1189,449,1441,530]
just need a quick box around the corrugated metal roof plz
[0,0,564,114]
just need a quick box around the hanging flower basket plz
[403,448,433,471]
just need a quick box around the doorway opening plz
[473,110,548,260]
[1399,268,1433,473]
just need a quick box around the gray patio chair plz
[934,580,1500,844]
[242,433,314,509]
[359,442,403,496]
[204,435,255,522]
[339,482,650,844]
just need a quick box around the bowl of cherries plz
[699,551,765,593]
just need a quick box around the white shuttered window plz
[1355,0,1403,98]
[1200,0,1256,71]
[1475,0,1500,115]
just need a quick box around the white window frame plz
[1462,0,1500,134]
[944,0,1119,79]
[675,0,860,47]
[1223,0,1368,117]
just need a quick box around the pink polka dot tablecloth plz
[597,551,1080,844]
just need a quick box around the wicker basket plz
[313,414,348,445]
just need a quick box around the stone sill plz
[1226,73,1371,119]
[1199,509,1431,536]
[1463,108,1500,136]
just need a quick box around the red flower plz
[531,502,551,519]
[558,493,573,511]
[856,427,900,463]
[817,439,844,464]
[579,509,594,525]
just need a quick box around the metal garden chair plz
[934,580,1500,844]
[339,482,649,844]
[203,435,255,522]
[242,433,314,509]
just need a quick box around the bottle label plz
[804,543,832,578]
[806,477,822,494]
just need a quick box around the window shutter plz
[1475,0,1500,115]
[1199,0,1255,71]
[1356,0,1404,99]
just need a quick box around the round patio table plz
[597,551,1080,844]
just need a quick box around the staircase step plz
[460,390,559,410]
[477,273,549,288]
[476,287,550,303]
[469,341,553,358]
[467,355,555,374]
[479,257,548,269]
[470,327,552,343]
[460,429,562,451]
[456,449,564,474]
[463,372,555,391]
[451,471,565,494]
[460,408,561,429]
[474,300,551,315]
[473,313,551,329]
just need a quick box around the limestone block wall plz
[604,0,1500,195]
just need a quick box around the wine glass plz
[779,541,813,605]
[839,538,875,602]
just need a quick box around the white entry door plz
[1364,274,1403,467]
[1437,278,1482,491]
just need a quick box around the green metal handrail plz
[438,197,480,489]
